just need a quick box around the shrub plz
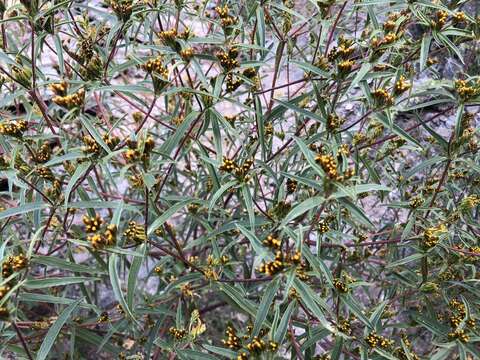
[0,0,479,358]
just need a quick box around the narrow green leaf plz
[0,202,48,221]
[241,184,255,230]
[236,224,268,260]
[342,294,372,328]
[160,111,200,156]
[252,279,280,337]
[80,114,112,154]
[402,156,446,183]
[369,300,388,328]
[36,297,84,360]
[387,253,425,268]
[109,254,135,320]
[177,349,218,360]
[338,198,375,229]
[454,104,465,140]
[208,180,237,219]
[147,199,194,236]
[218,284,257,317]
[127,244,145,309]
[64,162,90,208]
[274,300,296,343]
[293,278,333,332]
[290,60,329,78]
[294,137,325,176]
[203,345,237,359]
[281,196,324,227]
[303,247,334,287]
[25,277,99,289]
[347,63,371,94]
[275,99,325,123]
[32,256,105,274]
[420,35,432,72]
[19,293,95,309]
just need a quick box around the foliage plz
[0,0,479,359]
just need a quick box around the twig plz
[324,1,348,56]
[289,321,304,360]
[12,322,34,360]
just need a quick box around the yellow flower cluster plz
[222,326,241,349]
[246,336,265,352]
[455,79,478,100]
[365,331,394,349]
[453,11,466,23]
[225,326,272,359]
[35,142,52,163]
[153,265,162,275]
[104,224,117,245]
[0,285,11,301]
[257,250,301,276]
[286,178,297,194]
[49,81,68,96]
[106,134,120,149]
[432,10,448,29]
[180,47,194,62]
[0,253,29,320]
[125,136,155,163]
[187,203,199,214]
[244,337,278,356]
[337,319,352,335]
[226,73,242,92]
[258,251,285,276]
[217,48,239,71]
[263,234,281,250]
[215,5,238,28]
[394,347,419,360]
[83,214,117,249]
[316,154,338,179]
[371,32,397,48]
[169,326,187,340]
[243,67,257,80]
[326,114,345,132]
[333,278,349,293]
[141,56,169,78]
[318,220,330,233]
[2,254,28,278]
[0,119,28,138]
[83,214,103,233]
[123,221,146,244]
[328,36,355,61]
[45,178,62,200]
[97,311,109,323]
[448,329,469,342]
[36,166,55,182]
[409,196,424,209]
[202,255,228,281]
[203,267,219,281]
[394,75,411,94]
[180,283,194,297]
[459,194,480,211]
[53,88,85,109]
[219,157,253,181]
[110,0,133,21]
[423,223,447,248]
[189,309,206,339]
[444,298,474,342]
[372,88,394,106]
[338,59,354,73]
[82,136,100,155]
[158,29,178,48]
